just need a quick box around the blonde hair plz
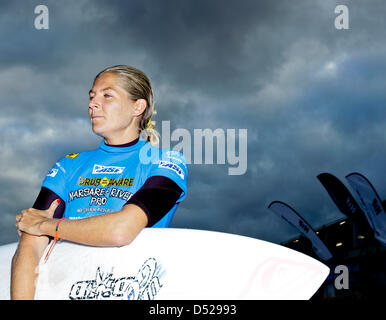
[94,65,159,145]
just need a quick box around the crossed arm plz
[16,201,148,246]
[11,202,148,299]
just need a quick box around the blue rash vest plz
[42,137,188,228]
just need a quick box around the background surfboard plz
[0,228,329,300]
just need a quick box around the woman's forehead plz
[93,72,119,86]
[90,72,123,93]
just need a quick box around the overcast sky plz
[1,0,385,245]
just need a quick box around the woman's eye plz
[104,94,112,98]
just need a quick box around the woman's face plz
[88,72,140,142]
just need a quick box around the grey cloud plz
[1,0,386,246]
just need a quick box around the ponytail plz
[139,111,159,146]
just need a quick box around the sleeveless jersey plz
[42,138,188,228]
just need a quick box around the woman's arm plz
[11,233,49,299]
[17,203,148,247]
[12,192,147,300]
[11,189,64,300]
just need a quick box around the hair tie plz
[146,119,155,130]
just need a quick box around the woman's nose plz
[88,98,100,110]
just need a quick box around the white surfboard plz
[0,242,17,300]
[0,228,329,300]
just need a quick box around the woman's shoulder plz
[151,148,188,176]
[56,148,97,166]
[144,145,187,165]
[161,149,187,164]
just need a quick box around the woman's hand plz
[16,200,60,236]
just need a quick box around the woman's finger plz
[16,220,22,236]
[15,223,22,236]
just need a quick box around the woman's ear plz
[133,99,147,117]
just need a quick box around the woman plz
[11,65,188,299]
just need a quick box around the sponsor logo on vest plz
[46,168,58,178]
[68,187,133,204]
[92,164,125,174]
[65,153,80,159]
[55,162,66,174]
[78,176,134,187]
[100,177,109,187]
[158,161,184,179]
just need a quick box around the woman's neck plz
[105,136,139,147]
[104,133,140,146]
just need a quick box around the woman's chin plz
[91,125,106,138]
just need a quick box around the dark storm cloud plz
[1,0,386,246]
